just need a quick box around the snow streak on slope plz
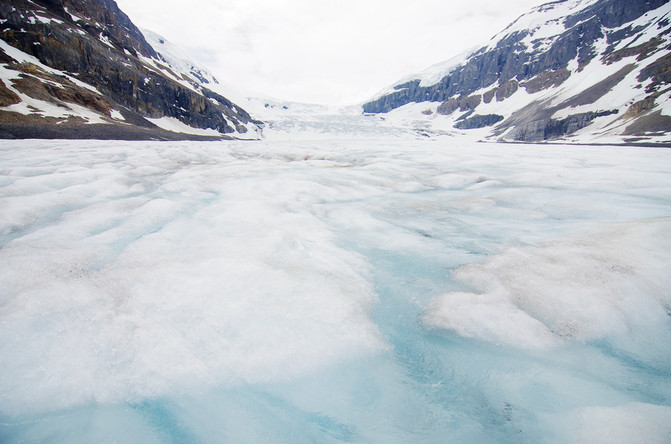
[0,39,115,124]
[1,139,670,443]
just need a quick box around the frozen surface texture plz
[1,138,670,443]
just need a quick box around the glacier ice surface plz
[1,138,670,443]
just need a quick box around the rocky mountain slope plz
[0,0,261,140]
[363,0,671,145]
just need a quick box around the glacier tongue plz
[1,138,670,443]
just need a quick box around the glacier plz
[1,137,670,443]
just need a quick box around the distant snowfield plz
[1,138,670,443]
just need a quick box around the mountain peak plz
[363,0,671,145]
[0,0,261,140]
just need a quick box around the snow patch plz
[146,116,224,137]
[34,14,63,25]
[109,109,124,121]
[489,0,600,50]
[98,34,115,49]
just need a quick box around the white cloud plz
[115,0,543,105]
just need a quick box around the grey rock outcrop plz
[454,114,504,130]
[363,0,671,144]
[505,110,618,141]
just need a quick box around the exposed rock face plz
[495,80,519,102]
[521,69,571,93]
[638,52,671,93]
[624,110,671,135]
[454,114,504,130]
[622,95,657,119]
[0,80,21,106]
[436,98,458,115]
[363,0,671,144]
[0,0,260,139]
[505,110,618,141]
[437,94,482,115]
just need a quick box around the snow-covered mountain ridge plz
[363,0,671,145]
[0,0,260,140]
[142,29,425,141]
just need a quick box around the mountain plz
[363,0,671,146]
[0,0,261,140]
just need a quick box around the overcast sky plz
[114,0,543,105]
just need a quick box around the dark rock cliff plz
[0,0,260,139]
